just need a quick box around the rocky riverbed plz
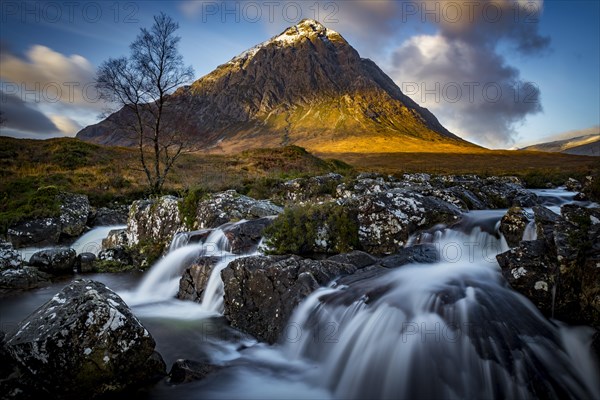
[1,173,598,399]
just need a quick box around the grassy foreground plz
[1,136,598,232]
[0,137,351,231]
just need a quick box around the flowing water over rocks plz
[1,184,598,399]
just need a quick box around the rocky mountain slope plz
[77,19,479,153]
[521,134,600,156]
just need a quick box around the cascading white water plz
[119,245,201,306]
[168,231,191,252]
[121,221,263,315]
[283,220,599,399]
[16,225,126,262]
[522,220,538,241]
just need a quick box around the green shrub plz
[178,187,206,229]
[0,184,62,233]
[243,177,282,200]
[264,202,359,255]
[50,140,97,169]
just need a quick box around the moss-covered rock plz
[264,203,359,256]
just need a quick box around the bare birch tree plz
[96,13,194,194]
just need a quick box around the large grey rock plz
[564,177,582,192]
[7,218,61,248]
[222,255,359,343]
[0,240,21,270]
[0,267,50,291]
[7,192,90,248]
[77,252,97,273]
[499,206,529,248]
[28,248,77,275]
[58,192,90,237]
[222,217,273,254]
[127,196,184,248]
[552,205,600,325]
[177,256,221,302]
[497,205,600,329]
[277,173,343,204]
[98,247,132,266]
[195,190,282,229]
[496,240,557,315]
[533,205,560,249]
[3,280,166,398]
[350,190,461,255]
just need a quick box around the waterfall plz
[522,220,538,241]
[199,258,235,313]
[121,244,203,306]
[121,221,258,313]
[168,232,192,252]
[283,216,599,399]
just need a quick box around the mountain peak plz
[229,19,344,64]
[79,19,477,153]
[276,19,334,42]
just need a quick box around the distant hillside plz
[521,134,600,156]
[78,19,480,154]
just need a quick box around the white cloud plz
[0,45,98,108]
[0,45,102,138]
[49,115,82,136]
[392,33,542,147]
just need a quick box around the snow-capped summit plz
[271,19,340,44]
[230,19,343,64]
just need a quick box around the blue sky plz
[0,0,598,148]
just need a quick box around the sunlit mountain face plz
[77,19,481,154]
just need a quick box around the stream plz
[1,188,598,399]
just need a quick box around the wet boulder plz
[380,244,440,267]
[28,248,77,275]
[98,247,133,266]
[77,252,97,273]
[3,280,166,398]
[499,207,530,248]
[327,250,379,269]
[7,192,90,248]
[222,255,359,343]
[552,205,600,325]
[0,240,21,270]
[58,192,90,237]
[177,256,221,302]
[7,218,62,248]
[222,217,273,254]
[497,205,600,329]
[533,205,560,249]
[0,267,50,291]
[564,177,582,192]
[496,240,557,315]
[195,190,282,229]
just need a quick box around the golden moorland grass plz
[322,150,599,177]
[1,136,598,231]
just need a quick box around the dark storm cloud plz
[0,91,59,134]
[389,0,550,146]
